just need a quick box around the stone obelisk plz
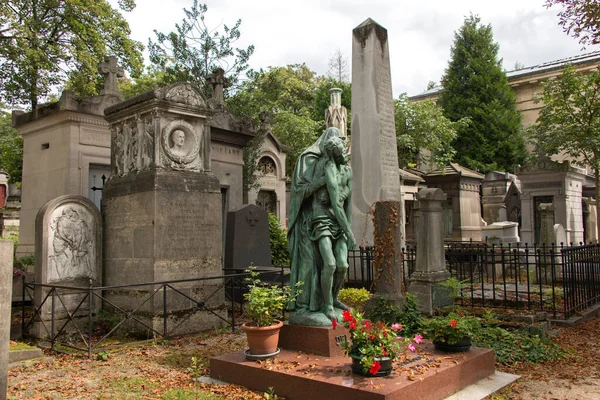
[350,18,403,246]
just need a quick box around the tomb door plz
[534,195,554,244]
[256,190,277,216]
[88,165,111,211]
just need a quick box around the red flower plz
[349,320,357,330]
[342,310,353,322]
[449,320,457,329]
[364,320,372,331]
[332,319,337,330]
[369,334,375,340]
[369,361,381,375]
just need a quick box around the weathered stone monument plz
[0,240,13,400]
[33,195,101,337]
[408,188,452,315]
[102,82,224,334]
[324,88,347,137]
[350,18,403,246]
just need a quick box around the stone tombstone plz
[0,240,13,400]
[351,18,403,246]
[35,195,101,285]
[538,203,555,245]
[408,188,452,315]
[103,82,224,335]
[33,195,101,338]
[224,204,271,271]
[554,223,567,246]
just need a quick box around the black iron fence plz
[349,242,600,319]
[17,268,283,358]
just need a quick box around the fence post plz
[163,284,168,338]
[88,279,93,359]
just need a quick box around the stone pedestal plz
[371,201,403,306]
[408,189,452,315]
[102,83,225,334]
[0,240,13,400]
[278,323,349,357]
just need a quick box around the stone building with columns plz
[13,60,288,256]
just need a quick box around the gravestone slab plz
[33,195,101,338]
[224,204,271,271]
[0,240,13,400]
[351,18,402,246]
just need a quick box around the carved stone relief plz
[164,83,206,107]
[47,204,95,283]
[161,119,203,171]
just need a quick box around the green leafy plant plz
[337,308,421,376]
[338,288,372,311]
[263,387,279,400]
[96,351,110,361]
[365,295,422,336]
[422,313,482,345]
[268,213,289,268]
[243,265,301,327]
[473,326,566,364]
[440,277,472,300]
[186,356,202,378]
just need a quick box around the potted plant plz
[337,308,421,377]
[423,312,481,352]
[242,266,301,359]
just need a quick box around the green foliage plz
[365,294,422,336]
[439,277,472,300]
[263,387,280,400]
[395,93,466,170]
[0,0,143,109]
[437,15,527,173]
[243,265,301,327]
[186,356,202,378]
[96,351,110,361]
[338,288,371,311]
[422,313,482,345]
[268,213,289,268]
[0,108,22,183]
[227,64,322,174]
[118,68,167,99]
[242,127,266,198]
[148,0,254,97]
[546,0,600,47]
[473,326,566,364]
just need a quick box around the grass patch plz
[9,341,36,351]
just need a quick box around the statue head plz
[171,130,185,148]
[324,135,347,165]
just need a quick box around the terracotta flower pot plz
[242,320,283,356]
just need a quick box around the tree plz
[148,0,254,97]
[528,64,600,234]
[438,15,527,173]
[546,0,600,47]
[327,49,349,83]
[0,0,143,110]
[227,64,321,174]
[395,94,467,170]
[118,68,167,99]
[0,107,22,183]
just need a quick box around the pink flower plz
[414,334,423,344]
[408,343,416,352]
[369,361,381,375]
[332,319,337,330]
[391,323,402,332]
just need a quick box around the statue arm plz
[344,168,353,226]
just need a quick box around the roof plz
[409,50,600,100]
[424,162,484,179]
[399,168,425,182]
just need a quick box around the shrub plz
[365,294,422,337]
[422,313,482,345]
[338,288,371,311]
[268,213,289,268]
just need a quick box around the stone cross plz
[208,68,230,103]
[98,56,124,96]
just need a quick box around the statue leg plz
[333,238,349,310]
[318,236,337,321]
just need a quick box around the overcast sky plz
[110,0,595,97]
